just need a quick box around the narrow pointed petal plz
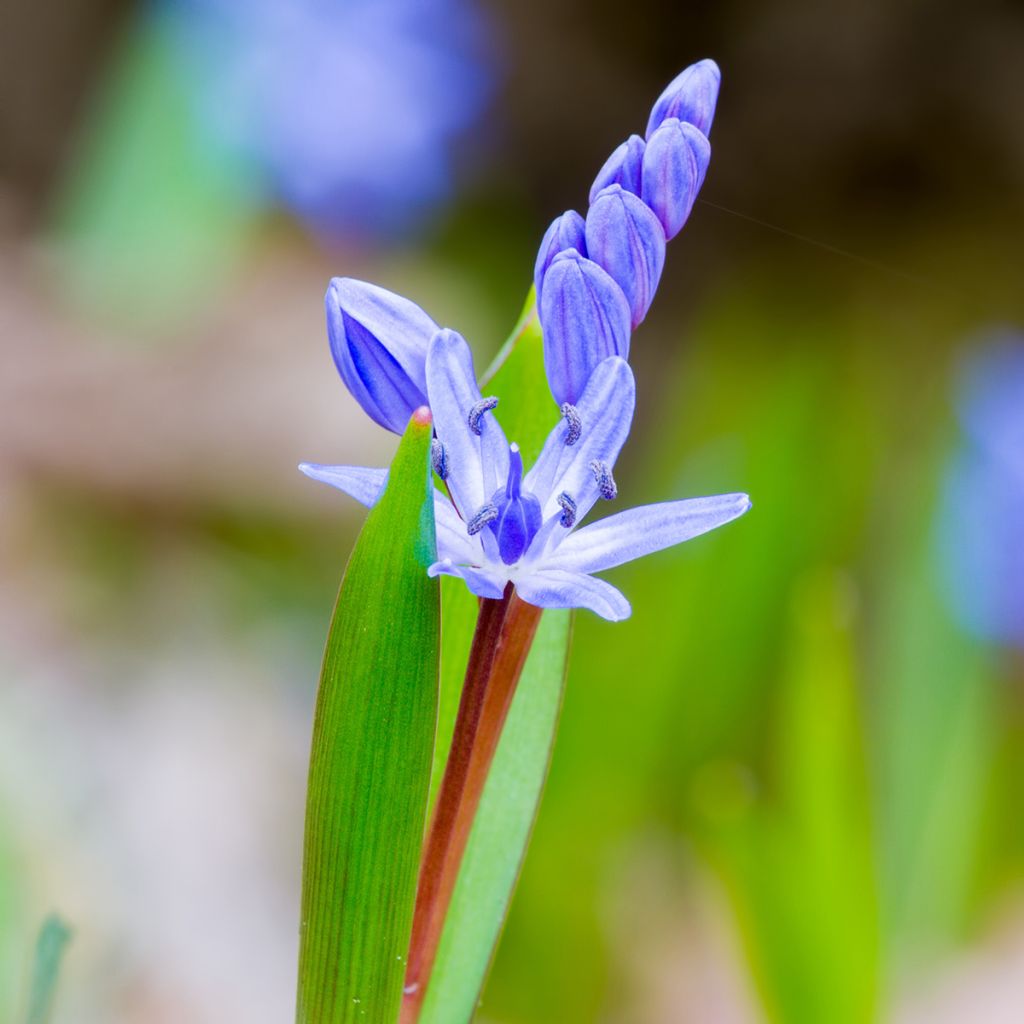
[425,329,509,517]
[326,278,439,433]
[585,185,666,327]
[298,463,388,507]
[427,559,507,600]
[645,58,721,138]
[534,210,587,303]
[641,118,711,240]
[589,134,646,204]
[515,569,631,621]
[539,249,632,407]
[554,493,752,574]
[525,356,636,525]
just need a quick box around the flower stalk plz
[400,587,543,1022]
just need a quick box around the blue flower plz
[936,332,1024,647]
[302,329,749,620]
[537,59,719,406]
[164,0,493,238]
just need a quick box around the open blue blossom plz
[165,0,493,237]
[936,332,1024,647]
[537,59,718,405]
[302,329,749,620]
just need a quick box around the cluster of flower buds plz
[305,59,750,619]
[534,58,719,406]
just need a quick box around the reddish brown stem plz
[400,585,542,1023]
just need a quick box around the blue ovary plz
[489,444,542,564]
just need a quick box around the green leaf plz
[24,915,71,1024]
[697,571,880,1024]
[296,412,440,1024]
[419,297,574,1023]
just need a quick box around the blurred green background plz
[2,0,1023,1021]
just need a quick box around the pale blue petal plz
[554,493,752,573]
[527,357,636,529]
[426,329,509,517]
[298,463,387,507]
[428,559,507,600]
[515,569,631,621]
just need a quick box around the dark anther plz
[560,403,582,446]
[557,492,577,528]
[466,502,499,535]
[431,438,448,480]
[467,396,499,435]
[590,460,618,500]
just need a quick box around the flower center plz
[488,443,542,565]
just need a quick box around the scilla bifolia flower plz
[325,277,439,433]
[537,58,719,405]
[302,327,748,620]
[304,58,748,618]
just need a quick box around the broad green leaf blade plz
[420,297,574,1022]
[24,916,71,1024]
[296,412,439,1024]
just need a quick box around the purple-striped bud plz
[326,277,438,433]
[534,210,587,302]
[539,248,632,407]
[585,185,666,328]
[645,58,721,139]
[641,118,711,241]
[589,134,646,205]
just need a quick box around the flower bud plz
[539,248,632,406]
[641,118,711,241]
[326,277,439,433]
[534,210,587,302]
[589,134,646,205]
[585,185,666,328]
[645,58,721,139]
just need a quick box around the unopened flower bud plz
[325,277,438,433]
[589,134,646,205]
[539,248,631,407]
[641,118,711,241]
[645,58,721,138]
[534,210,587,302]
[585,185,666,327]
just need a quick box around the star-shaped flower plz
[302,329,749,620]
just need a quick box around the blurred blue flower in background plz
[937,332,1024,647]
[167,0,494,237]
[53,0,494,326]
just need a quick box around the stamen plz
[557,492,577,528]
[590,460,618,500]
[560,403,582,446]
[431,438,448,480]
[466,502,499,535]
[467,396,499,435]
